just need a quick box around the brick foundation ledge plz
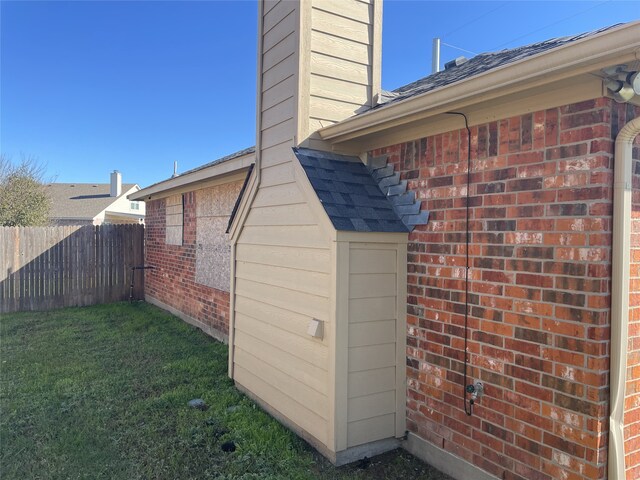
[403,432,498,480]
[145,295,228,344]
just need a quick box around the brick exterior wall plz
[625,106,640,480]
[145,191,230,339]
[371,98,640,480]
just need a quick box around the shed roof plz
[47,183,138,220]
[294,148,410,233]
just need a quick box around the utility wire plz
[490,0,610,50]
[442,1,509,38]
[445,111,474,417]
[441,42,478,56]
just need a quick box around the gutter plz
[609,115,640,480]
[319,21,640,144]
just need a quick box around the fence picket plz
[0,224,144,313]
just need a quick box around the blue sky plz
[1,0,639,189]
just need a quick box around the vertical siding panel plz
[0,228,5,312]
[1,228,8,312]
[18,227,25,312]
[9,228,17,312]
[55,227,63,304]
[77,227,85,305]
[346,244,399,448]
[40,228,48,309]
[96,225,103,304]
[136,224,145,299]
[64,226,70,304]
[123,224,130,301]
[71,226,79,306]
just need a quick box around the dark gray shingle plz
[294,148,409,233]
[376,25,620,108]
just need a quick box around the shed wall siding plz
[370,98,639,480]
[234,190,332,444]
[347,244,398,447]
[232,0,332,448]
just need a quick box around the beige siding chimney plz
[230,0,386,465]
[110,170,122,197]
[258,0,381,152]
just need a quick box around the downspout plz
[228,1,264,379]
[609,114,640,480]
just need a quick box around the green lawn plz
[1,302,452,480]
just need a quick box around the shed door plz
[345,243,401,448]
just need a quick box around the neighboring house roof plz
[376,25,619,108]
[294,148,428,233]
[130,146,255,201]
[47,183,138,221]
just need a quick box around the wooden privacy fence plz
[0,224,144,313]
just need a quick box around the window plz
[165,194,183,245]
[130,201,140,210]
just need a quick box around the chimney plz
[110,170,122,197]
[256,0,382,151]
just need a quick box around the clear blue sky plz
[2,1,639,189]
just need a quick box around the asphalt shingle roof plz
[376,25,619,108]
[46,183,138,220]
[137,146,256,194]
[179,146,255,177]
[293,148,409,233]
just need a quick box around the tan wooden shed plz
[228,144,427,464]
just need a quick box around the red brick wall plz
[624,104,640,480]
[145,192,230,338]
[371,98,638,480]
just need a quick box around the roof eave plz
[129,152,255,201]
[319,21,640,145]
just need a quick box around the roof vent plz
[374,90,400,106]
[445,56,468,70]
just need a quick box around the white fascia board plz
[103,211,144,220]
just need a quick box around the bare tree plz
[0,155,52,226]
